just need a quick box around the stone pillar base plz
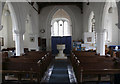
[55,56,67,59]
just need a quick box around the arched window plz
[88,11,96,43]
[51,19,71,37]
[64,21,69,36]
[53,21,59,36]
[51,9,72,37]
[58,20,64,36]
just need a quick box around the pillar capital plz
[14,30,25,35]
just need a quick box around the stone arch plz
[45,6,76,50]
[0,2,27,55]
[96,1,118,55]
[0,2,19,49]
[6,2,19,32]
[0,2,18,32]
[0,3,13,49]
[52,9,71,22]
[102,1,118,44]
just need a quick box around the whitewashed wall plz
[39,5,83,50]
[12,2,39,51]
[117,2,120,45]
[0,2,120,52]
[83,2,119,46]
[0,5,14,49]
[0,2,40,51]
[83,2,105,34]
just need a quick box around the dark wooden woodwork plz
[36,2,83,14]
[2,51,52,83]
[38,37,41,47]
[41,38,46,51]
[70,51,120,83]
[116,51,120,58]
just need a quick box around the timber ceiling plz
[28,2,83,14]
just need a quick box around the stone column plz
[0,2,2,84]
[0,2,2,25]
[0,2,3,30]
[96,31,105,55]
[14,31,24,56]
[0,2,2,52]
[34,34,39,51]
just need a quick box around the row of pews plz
[70,51,120,84]
[1,51,52,83]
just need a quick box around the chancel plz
[0,0,120,84]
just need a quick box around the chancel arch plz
[50,8,72,54]
[45,6,76,51]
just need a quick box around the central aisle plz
[49,59,70,83]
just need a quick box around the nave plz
[2,51,120,84]
[0,1,120,84]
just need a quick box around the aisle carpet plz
[49,59,70,83]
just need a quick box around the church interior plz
[0,0,120,84]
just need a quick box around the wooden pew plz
[116,51,120,58]
[70,51,120,83]
[73,51,96,57]
[2,51,52,83]
[2,61,42,83]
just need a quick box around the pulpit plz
[55,44,67,59]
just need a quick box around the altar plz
[55,44,67,59]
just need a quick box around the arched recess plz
[102,1,118,45]
[46,6,76,51]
